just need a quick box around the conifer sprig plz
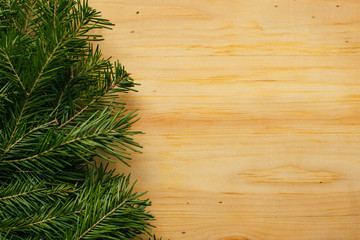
[0,0,161,239]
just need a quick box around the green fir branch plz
[0,0,161,239]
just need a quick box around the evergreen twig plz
[0,0,159,239]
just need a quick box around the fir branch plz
[0,181,74,220]
[29,39,63,95]
[1,189,39,201]
[7,96,29,147]
[53,0,58,28]
[0,0,159,238]
[57,97,97,129]
[54,65,74,119]
[1,185,73,201]
[3,117,129,164]
[3,135,86,163]
[77,199,127,240]
[3,119,57,155]
[7,7,18,30]
[6,38,65,145]
[5,1,105,147]
[22,0,37,35]
[27,210,81,227]
[2,108,139,176]
[1,49,26,93]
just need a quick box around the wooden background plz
[90,0,360,239]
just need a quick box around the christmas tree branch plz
[3,109,137,164]
[5,1,108,146]
[57,98,97,129]
[1,50,26,92]
[77,199,127,239]
[27,210,81,227]
[3,119,57,154]
[5,39,64,147]
[0,1,159,238]
[1,189,41,201]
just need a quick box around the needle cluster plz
[0,1,159,239]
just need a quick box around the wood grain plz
[90,0,360,239]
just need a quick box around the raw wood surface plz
[90,0,360,239]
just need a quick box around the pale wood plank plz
[90,0,360,239]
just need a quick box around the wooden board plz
[89,0,360,239]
